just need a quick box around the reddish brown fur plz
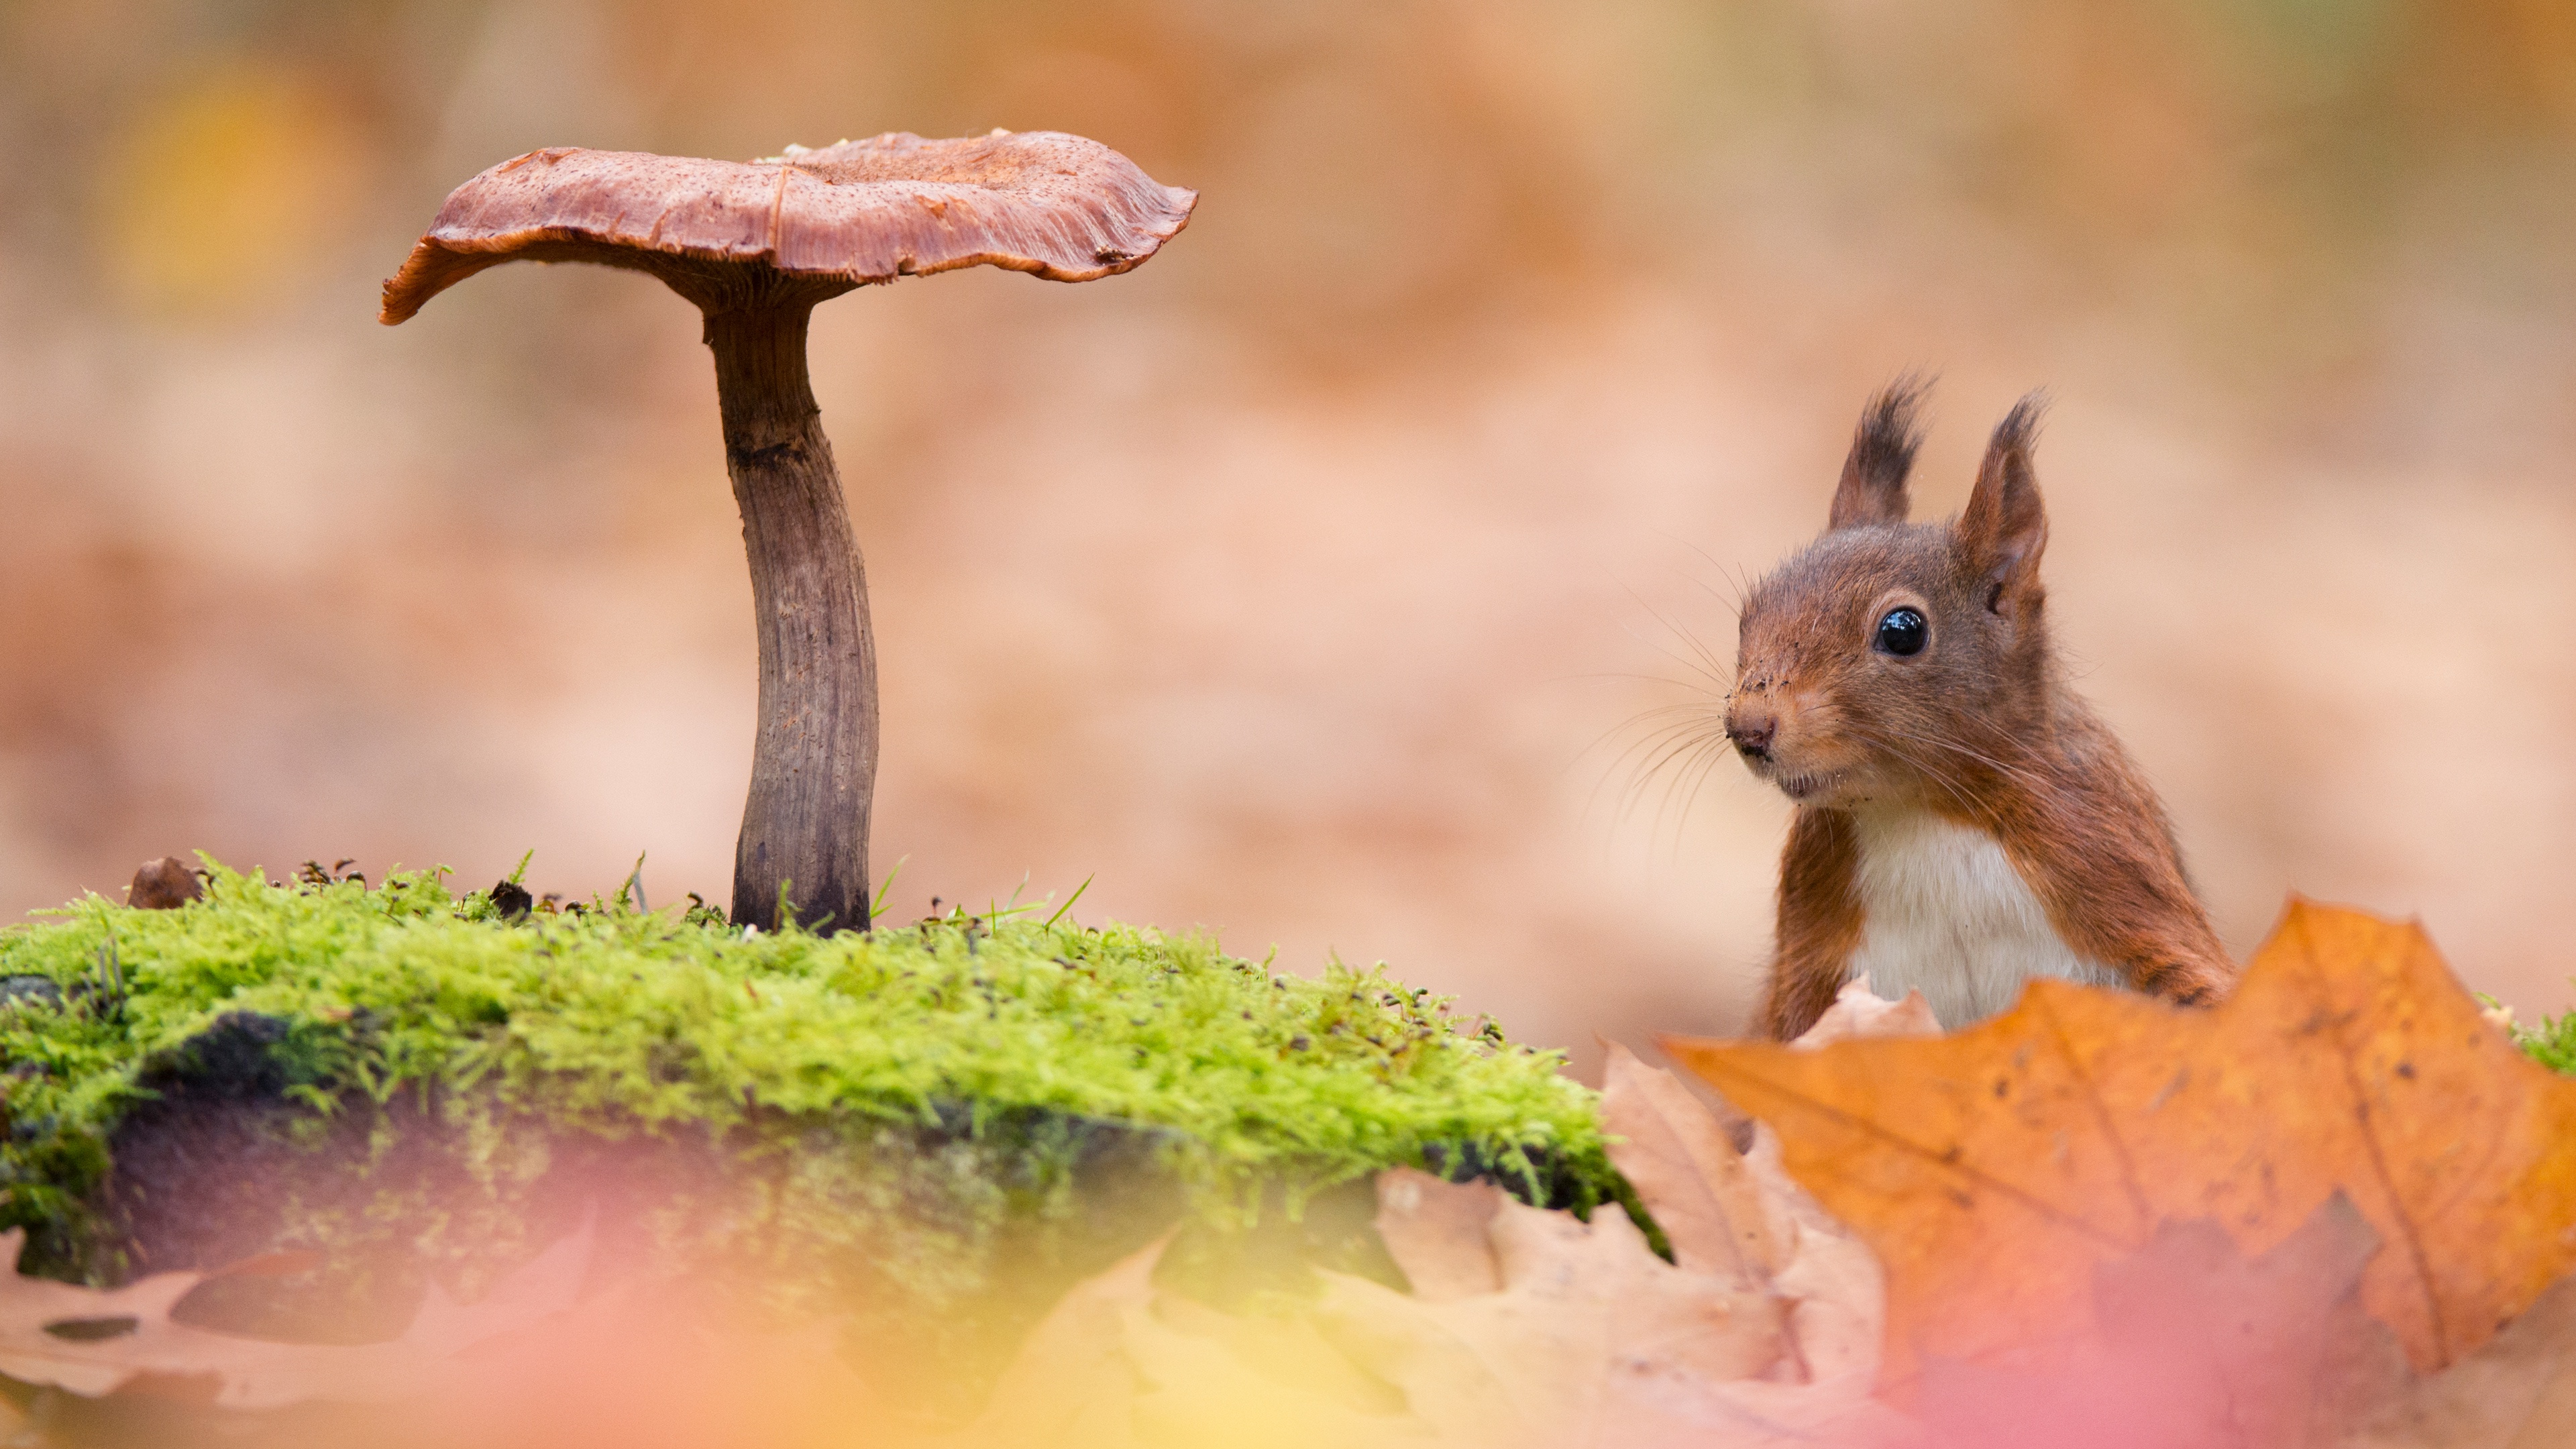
[1729,383,2235,1040]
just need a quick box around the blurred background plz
[3,0,2572,1076]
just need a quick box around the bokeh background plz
[3,0,2572,1077]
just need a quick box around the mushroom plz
[380,131,1195,933]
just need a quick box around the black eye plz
[1874,606,1927,656]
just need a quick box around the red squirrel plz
[1726,381,2234,1039]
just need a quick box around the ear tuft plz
[1958,391,2051,616]
[1827,374,1931,531]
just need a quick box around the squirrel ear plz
[1958,393,2051,615]
[1827,377,1929,531]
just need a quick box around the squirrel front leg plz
[1756,808,1868,1040]
[2076,887,2235,1007]
[2043,869,2234,1007]
[1992,763,2237,1010]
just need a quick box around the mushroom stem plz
[704,303,875,934]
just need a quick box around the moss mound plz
[0,862,1615,1395]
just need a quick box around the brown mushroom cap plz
[380,129,1197,324]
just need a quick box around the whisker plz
[1620,576,1739,688]
[1557,670,1732,688]
[1644,742,1710,857]
[1856,733,1982,816]
[1660,739,1739,851]
[1870,723,2054,796]
[1584,705,1721,769]
[1668,535,1750,623]
[1617,593,1735,694]
[1617,714,1745,830]
[1625,737,1725,824]
[1856,723,2056,815]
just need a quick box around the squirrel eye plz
[1874,606,1928,657]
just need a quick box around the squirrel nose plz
[1727,712,1776,761]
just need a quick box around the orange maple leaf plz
[1661,899,2576,1385]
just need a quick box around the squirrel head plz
[1725,380,2057,810]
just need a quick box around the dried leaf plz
[369,1278,885,1449]
[1915,1193,2390,1448]
[1326,1244,1907,1448]
[1125,1292,1417,1449]
[1741,1124,1886,1387]
[959,1160,1896,1449]
[0,1225,587,1409]
[953,1230,1424,1449]
[1663,900,2576,1385]
[1319,1169,1796,1444]
[1601,1043,1782,1281]
[1373,1169,1505,1300]
[2339,1271,2576,1449]
[1790,977,1941,1051]
[950,1235,1166,1448]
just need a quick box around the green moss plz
[2496,996,2576,1076]
[0,862,1614,1303]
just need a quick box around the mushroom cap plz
[380,129,1197,323]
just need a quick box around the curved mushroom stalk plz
[380,130,1196,934]
[707,303,874,932]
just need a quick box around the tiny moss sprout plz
[2483,994,2576,1076]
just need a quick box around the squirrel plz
[1724,380,2235,1039]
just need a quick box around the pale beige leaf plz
[1600,1042,1780,1280]
[1126,1295,1425,1449]
[962,1155,1911,1449]
[366,1276,888,1449]
[1605,1373,1921,1449]
[1742,1124,1886,1387]
[1790,977,1941,1051]
[1373,1167,1504,1301]
[957,1230,1429,1449]
[1320,1259,1901,1449]
[2341,1273,2576,1449]
[0,1224,586,1409]
[1318,1195,1788,1446]
[951,1234,1167,1449]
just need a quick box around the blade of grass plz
[1042,875,1095,930]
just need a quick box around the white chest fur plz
[1844,806,2121,1029]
